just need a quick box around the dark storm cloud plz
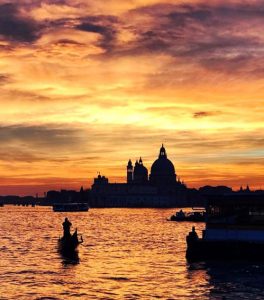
[0,3,41,42]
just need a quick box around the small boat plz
[58,218,83,254]
[53,203,89,212]
[186,194,264,261]
[170,210,205,222]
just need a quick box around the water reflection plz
[58,247,80,265]
[187,260,264,299]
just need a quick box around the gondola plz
[58,231,83,252]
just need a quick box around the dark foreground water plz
[1,206,264,299]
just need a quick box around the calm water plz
[1,207,264,299]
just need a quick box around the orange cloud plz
[0,0,263,195]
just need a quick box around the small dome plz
[134,161,148,174]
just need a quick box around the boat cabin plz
[204,194,264,241]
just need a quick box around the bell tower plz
[127,159,133,183]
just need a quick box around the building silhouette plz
[4,144,261,207]
[90,145,194,207]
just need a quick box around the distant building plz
[199,185,233,196]
[90,145,196,207]
[45,187,89,205]
[238,185,251,193]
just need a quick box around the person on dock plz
[62,217,72,238]
[189,226,198,240]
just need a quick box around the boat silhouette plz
[186,194,264,261]
[58,227,83,253]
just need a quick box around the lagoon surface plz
[1,206,264,299]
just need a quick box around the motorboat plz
[170,210,205,222]
[53,203,89,212]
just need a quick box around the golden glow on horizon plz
[0,0,263,195]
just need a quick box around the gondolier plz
[62,217,72,238]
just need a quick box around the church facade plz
[90,145,192,207]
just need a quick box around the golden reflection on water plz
[1,207,264,299]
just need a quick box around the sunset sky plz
[0,0,263,195]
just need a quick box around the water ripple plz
[1,207,264,299]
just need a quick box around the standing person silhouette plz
[62,217,72,239]
[190,226,198,240]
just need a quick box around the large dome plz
[149,145,176,185]
[151,156,175,175]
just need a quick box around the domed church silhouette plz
[91,144,188,207]
[126,144,181,187]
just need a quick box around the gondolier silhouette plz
[62,217,72,238]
